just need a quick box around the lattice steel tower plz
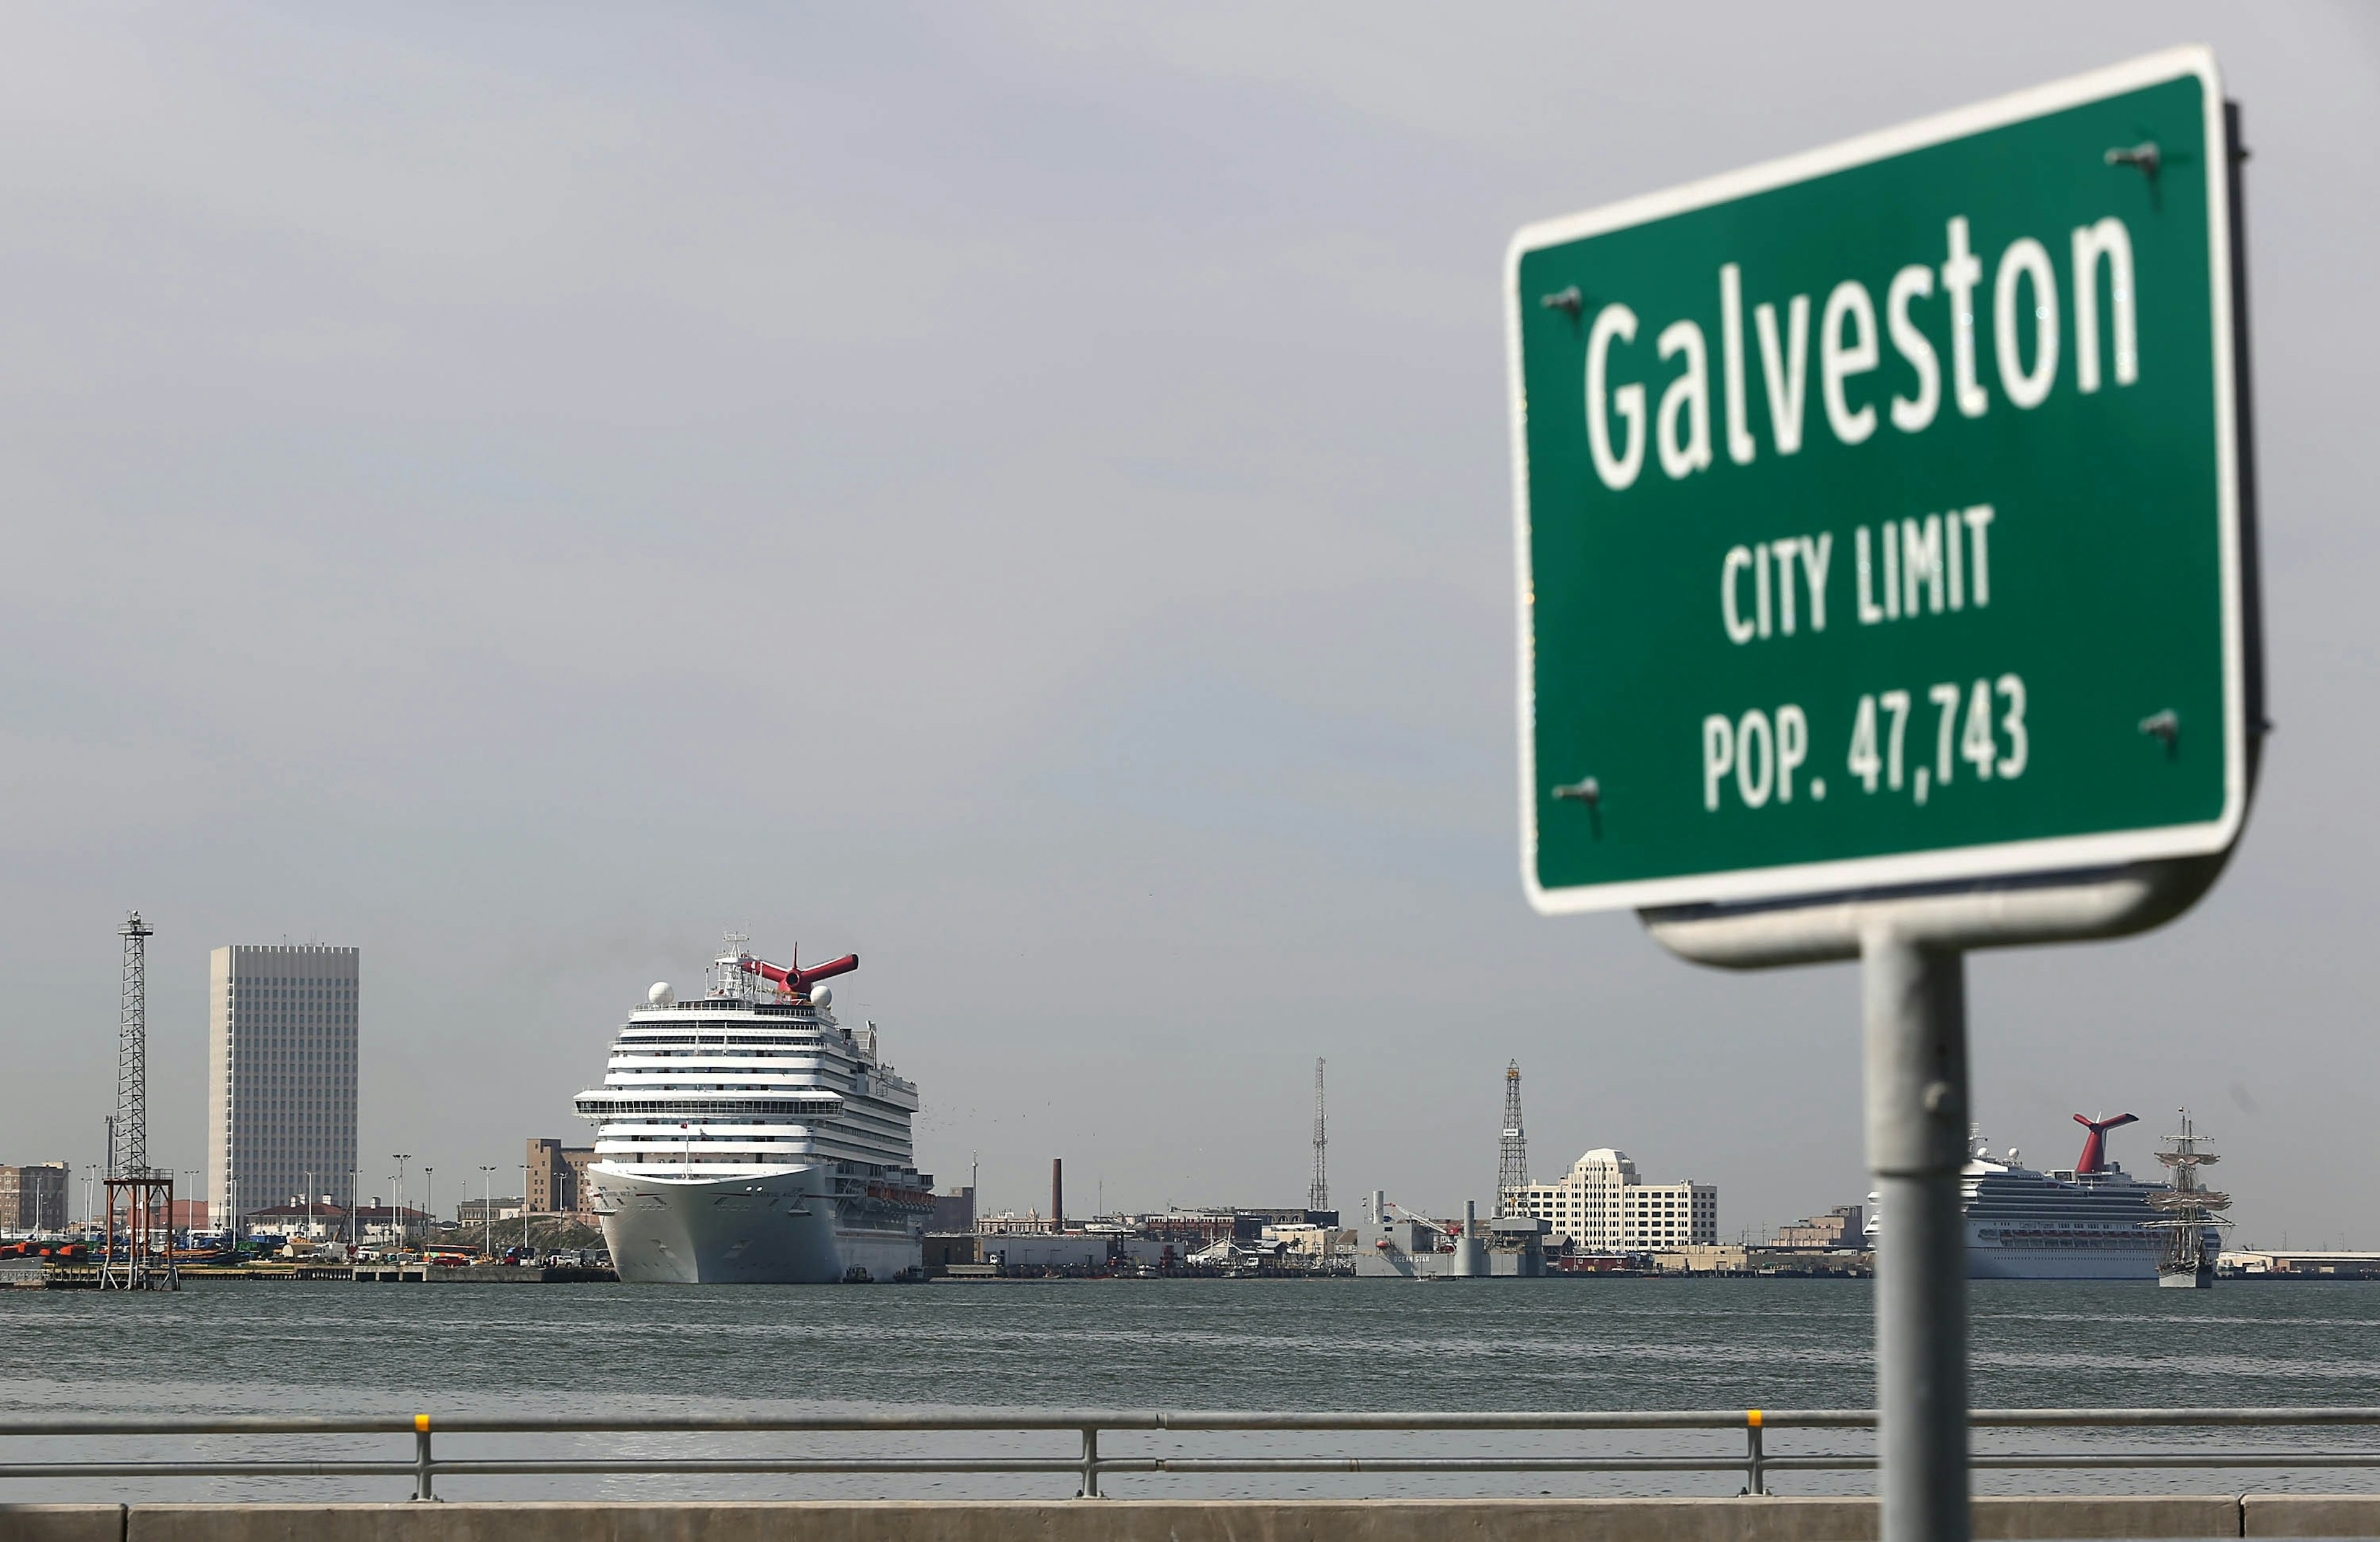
[1496,1060,1528,1214]
[1308,1058,1328,1213]
[103,911,175,1290]
[112,912,154,1179]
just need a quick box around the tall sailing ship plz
[2146,1111,2231,1289]
[576,935,933,1284]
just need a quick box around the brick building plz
[0,1163,68,1230]
[526,1138,596,1217]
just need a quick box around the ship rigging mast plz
[2146,1109,2231,1287]
[1496,1060,1528,1215]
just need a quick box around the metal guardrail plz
[3,1407,2379,1501]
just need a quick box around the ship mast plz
[2145,1109,2232,1282]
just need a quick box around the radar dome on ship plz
[648,982,675,1006]
[811,987,832,1007]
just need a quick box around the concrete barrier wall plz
[1973,1496,2244,1538]
[3,1495,2367,1542]
[0,1505,124,1542]
[137,1502,1895,1542]
[2243,1494,2380,1536]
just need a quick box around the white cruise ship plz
[576,935,933,1284]
[1870,1114,2176,1280]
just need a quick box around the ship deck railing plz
[7,1406,2380,1501]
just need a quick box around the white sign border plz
[1509,45,2245,917]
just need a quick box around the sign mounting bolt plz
[2104,141,2160,176]
[2104,140,2162,208]
[1551,777,1600,806]
[2139,710,2179,754]
[1540,286,1582,317]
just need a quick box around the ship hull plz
[1966,1225,2223,1281]
[1968,1233,2162,1280]
[593,1163,922,1284]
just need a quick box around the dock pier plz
[6,1263,615,1288]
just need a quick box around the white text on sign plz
[1722,506,1994,643]
[1702,674,2029,813]
[1582,216,2138,492]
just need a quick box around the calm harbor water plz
[3,1276,2376,1502]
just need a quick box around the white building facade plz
[1504,1148,1717,1251]
[207,945,359,1230]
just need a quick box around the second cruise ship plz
[576,935,933,1284]
[1871,1113,2184,1280]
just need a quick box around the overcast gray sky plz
[5,4,2375,1246]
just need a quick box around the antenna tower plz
[111,912,153,1179]
[1308,1058,1328,1212]
[102,911,175,1290]
[1497,1060,1528,1214]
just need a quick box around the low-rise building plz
[341,1204,432,1246]
[1771,1205,1864,1249]
[2221,1249,2380,1279]
[241,1203,350,1240]
[1504,1148,1717,1251]
[930,1186,976,1234]
[1238,1206,1341,1229]
[977,1209,1056,1235]
[979,1233,1171,1272]
[1186,1238,1293,1271]
[1656,1245,1750,1274]
[1655,1245,1869,1276]
[0,1163,69,1231]
[1262,1223,1349,1262]
[1140,1210,1264,1248]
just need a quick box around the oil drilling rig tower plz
[1496,1060,1528,1215]
[102,911,177,1291]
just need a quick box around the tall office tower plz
[207,945,359,1233]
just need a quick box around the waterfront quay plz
[187,1262,614,1285]
[4,1261,614,1289]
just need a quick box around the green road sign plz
[1509,47,2254,915]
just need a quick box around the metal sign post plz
[1507,47,2260,1542]
[1864,930,1970,1541]
[1646,866,2216,1538]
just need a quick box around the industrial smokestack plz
[1051,1158,1065,1233]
